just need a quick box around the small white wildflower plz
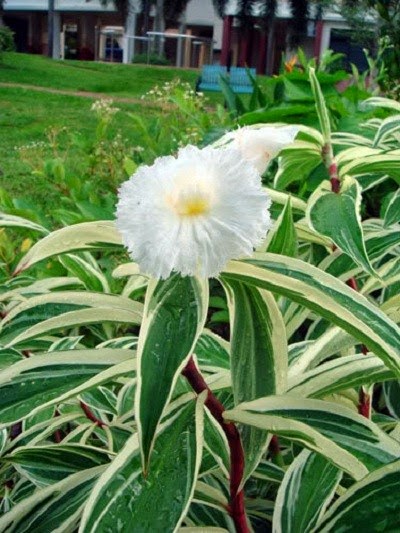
[116,145,271,279]
[219,125,299,174]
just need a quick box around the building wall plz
[4,0,116,11]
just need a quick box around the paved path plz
[0,82,157,106]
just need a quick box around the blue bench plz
[229,67,256,93]
[197,65,228,92]
[196,65,256,94]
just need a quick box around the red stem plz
[182,357,248,533]
[345,274,370,415]
[326,150,370,417]
[80,401,107,428]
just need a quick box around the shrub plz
[0,68,400,532]
[132,52,171,66]
[0,25,15,57]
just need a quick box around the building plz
[2,0,371,72]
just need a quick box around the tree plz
[341,0,400,90]
[212,0,312,47]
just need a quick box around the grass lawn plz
[0,53,221,210]
[0,52,199,97]
[0,86,154,210]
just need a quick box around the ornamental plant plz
[0,69,399,531]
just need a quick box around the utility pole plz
[48,0,55,57]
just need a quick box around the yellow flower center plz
[176,196,210,216]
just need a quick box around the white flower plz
[116,145,271,279]
[218,125,299,174]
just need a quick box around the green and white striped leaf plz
[222,256,400,377]
[314,459,400,532]
[273,450,342,533]
[223,407,367,480]
[289,353,394,398]
[60,254,110,293]
[252,459,285,484]
[0,276,82,303]
[0,212,48,234]
[80,396,205,533]
[383,380,400,419]
[264,187,307,212]
[361,256,400,295]
[274,142,322,190]
[225,395,400,471]
[0,349,134,427]
[373,115,400,147]
[338,148,400,183]
[194,330,230,371]
[136,274,208,469]
[7,444,112,487]
[14,221,122,274]
[307,177,376,277]
[265,197,297,257]
[0,291,143,346]
[384,189,400,228]
[309,68,331,141]
[223,280,287,480]
[0,466,105,532]
[363,96,400,112]
[0,347,23,370]
[322,227,400,280]
[289,326,355,377]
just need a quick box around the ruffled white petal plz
[116,145,271,279]
[217,125,299,174]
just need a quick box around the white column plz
[123,0,139,63]
[52,12,61,59]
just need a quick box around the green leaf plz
[0,466,105,533]
[1,291,143,347]
[273,450,342,532]
[307,177,376,278]
[0,349,134,427]
[14,221,122,274]
[223,256,400,378]
[60,254,110,292]
[274,142,322,190]
[309,68,331,142]
[314,459,400,532]
[289,353,394,399]
[384,189,400,228]
[265,197,297,256]
[80,396,205,533]
[194,330,230,371]
[136,274,208,469]
[264,187,307,212]
[0,212,48,234]
[218,74,246,116]
[289,326,355,376]
[224,406,367,480]
[373,115,400,147]
[338,148,400,184]
[223,281,287,480]
[225,396,400,472]
[239,104,314,126]
[7,444,111,487]
[363,96,400,112]
[0,347,23,370]
[383,380,400,419]
[323,227,400,280]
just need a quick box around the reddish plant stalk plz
[326,149,371,417]
[80,401,107,428]
[182,356,248,533]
